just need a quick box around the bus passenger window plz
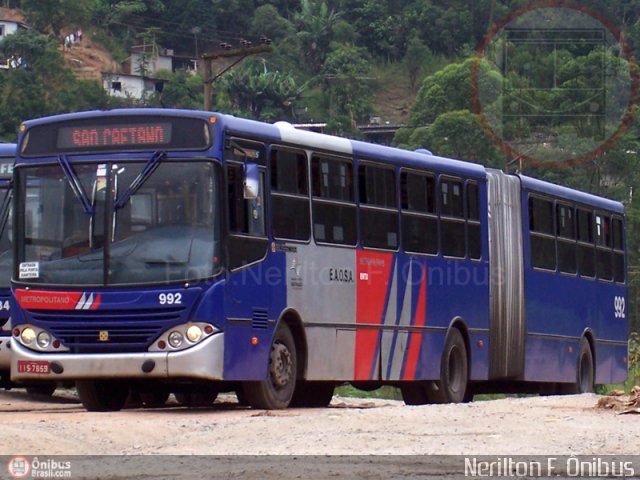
[359,163,398,250]
[467,181,481,260]
[440,178,465,258]
[271,148,310,241]
[528,197,556,271]
[612,216,625,283]
[311,155,356,245]
[576,208,595,278]
[556,204,576,274]
[595,213,612,281]
[400,171,437,255]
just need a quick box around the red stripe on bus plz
[15,289,83,310]
[403,264,427,380]
[354,251,393,380]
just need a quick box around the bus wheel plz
[174,391,218,407]
[290,381,334,408]
[76,379,129,412]
[576,338,594,393]
[400,381,436,405]
[243,323,297,409]
[25,383,56,397]
[434,328,468,403]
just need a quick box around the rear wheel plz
[576,338,595,394]
[401,381,441,405]
[243,323,297,409]
[76,380,129,412]
[290,381,334,408]
[25,383,56,398]
[432,328,468,403]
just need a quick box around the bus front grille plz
[27,307,186,353]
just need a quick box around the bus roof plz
[0,143,16,157]
[219,113,487,179]
[519,174,624,214]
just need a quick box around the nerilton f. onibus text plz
[464,457,635,477]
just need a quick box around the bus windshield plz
[0,184,12,288]
[17,159,220,286]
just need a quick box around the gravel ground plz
[0,388,637,456]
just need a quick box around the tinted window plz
[359,163,398,250]
[359,164,396,208]
[311,155,356,246]
[529,197,553,234]
[271,148,310,241]
[401,172,435,213]
[440,178,464,218]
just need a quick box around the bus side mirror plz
[243,163,259,200]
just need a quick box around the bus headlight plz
[37,331,52,348]
[21,327,37,345]
[168,331,184,348]
[186,325,203,343]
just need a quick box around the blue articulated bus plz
[9,109,628,411]
[0,143,15,387]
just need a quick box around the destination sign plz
[21,116,211,156]
[57,123,172,149]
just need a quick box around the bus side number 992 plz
[159,293,182,305]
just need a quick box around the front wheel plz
[243,323,297,409]
[433,328,468,403]
[76,379,129,412]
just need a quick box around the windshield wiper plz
[114,150,166,210]
[58,155,93,215]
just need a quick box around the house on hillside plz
[102,72,166,100]
[0,14,28,41]
[101,45,179,100]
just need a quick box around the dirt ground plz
[0,388,637,456]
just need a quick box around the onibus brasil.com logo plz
[7,456,72,479]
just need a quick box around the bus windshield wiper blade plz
[114,150,166,210]
[57,155,94,215]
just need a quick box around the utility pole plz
[202,44,272,111]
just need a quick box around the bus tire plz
[25,383,56,397]
[576,337,594,394]
[290,381,334,408]
[76,379,129,412]
[243,323,297,409]
[400,381,434,405]
[174,390,218,407]
[434,328,468,403]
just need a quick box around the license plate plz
[17,360,50,374]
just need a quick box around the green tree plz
[322,43,374,128]
[220,59,304,121]
[294,0,340,73]
[22,0,98,36]
[409,110,502,165]
[0,29,108,140]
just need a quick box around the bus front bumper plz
[10,333,225,382]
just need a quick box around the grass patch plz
[335,385,403,401]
